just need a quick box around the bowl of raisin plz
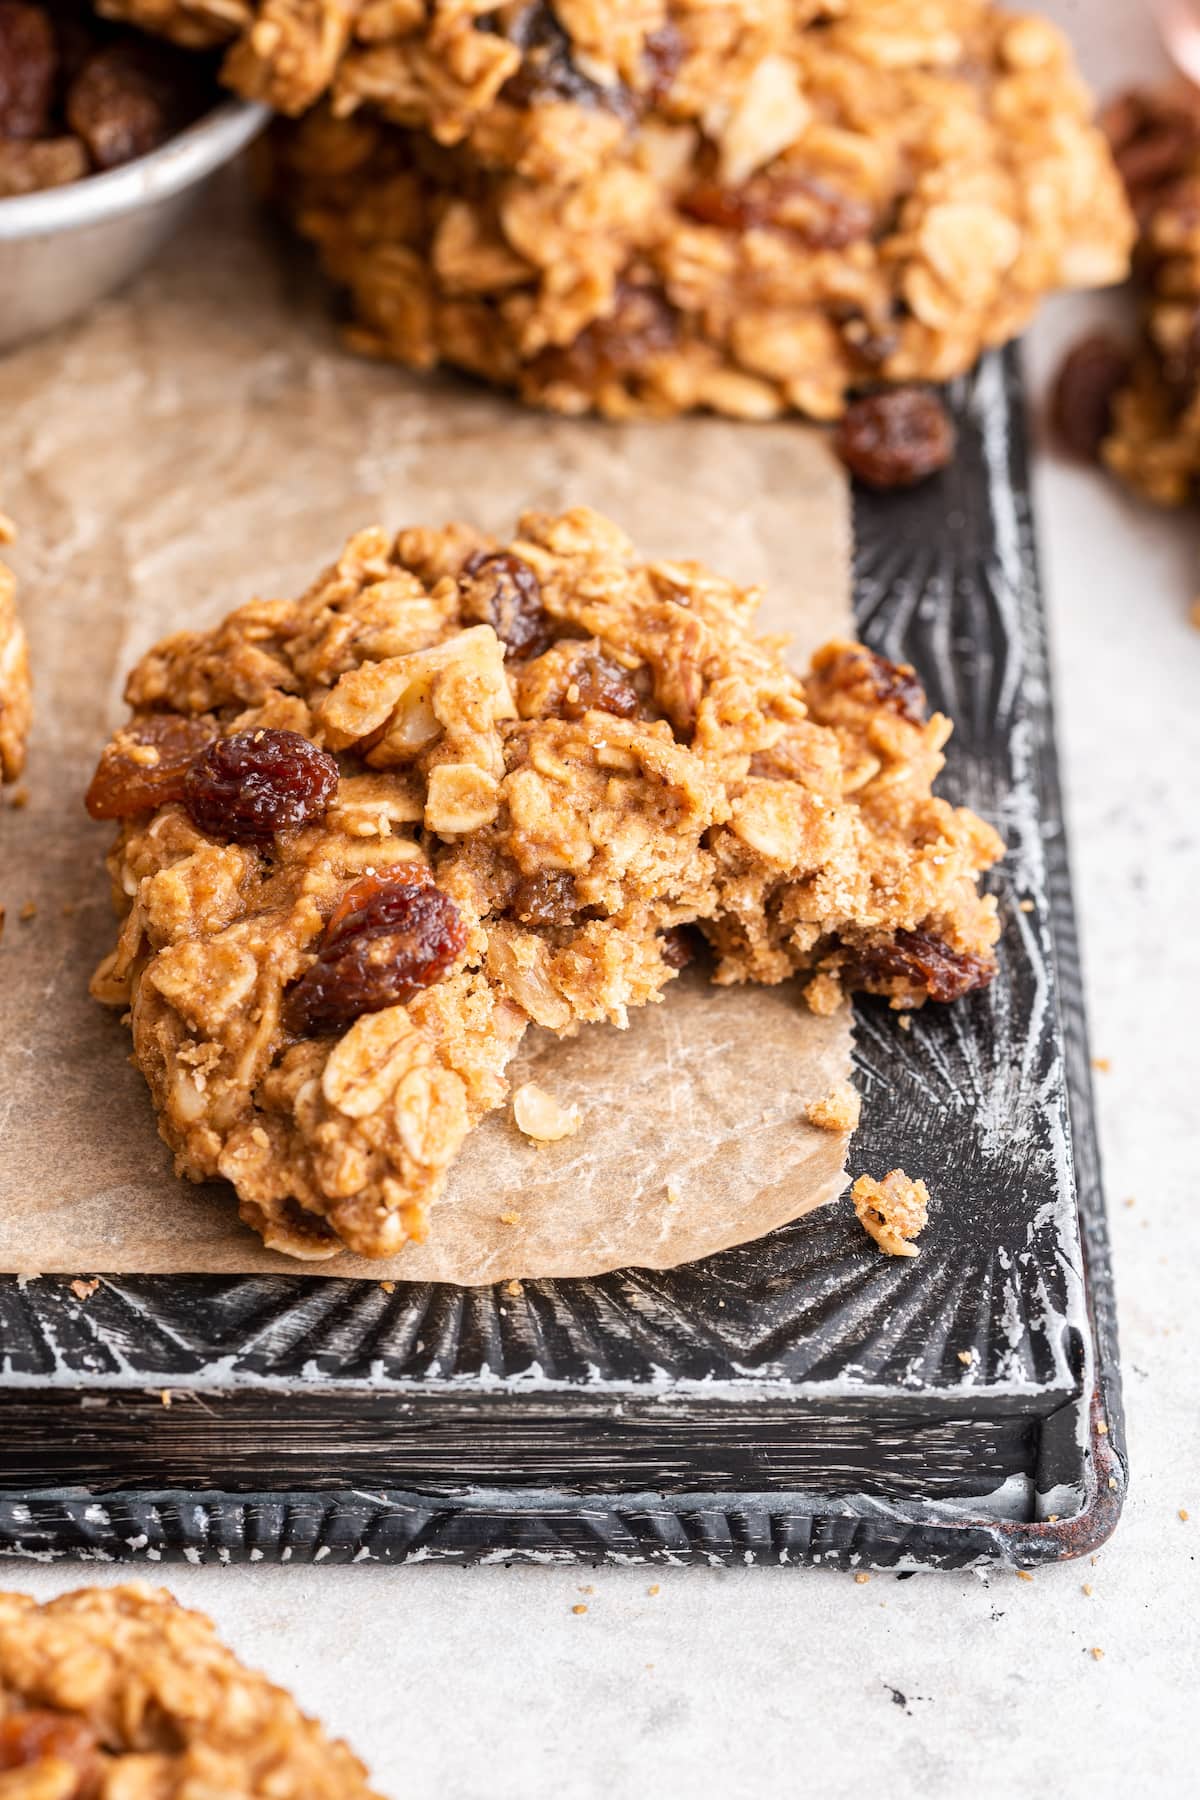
[0,1,266,351]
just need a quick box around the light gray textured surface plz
[8,5,1197,1796]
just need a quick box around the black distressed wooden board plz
[0,347,1125,1569]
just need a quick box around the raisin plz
[529,281,678,394]
[286,867,466,1034]
[0,1709,99,1794]
[0,2,56,140]
[840,930,994,1005]
[659,926,696,970]
[833,388,956,490]
[681,173,873,248]
[460,551,548,659]
[0,135,88,197]
[86,713,217,820]
[860,649,927,725]
[503,2,630,115]
[642,23,685,105]
[66,43,176,171]
[183,729,339,844]
[511,868,577,929]
[1051,335,1132,461]
[560,651,639,720]
[1101,88,1200,221]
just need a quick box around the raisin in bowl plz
[0,3,265,352]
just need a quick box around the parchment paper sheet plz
[0,176,854,1282]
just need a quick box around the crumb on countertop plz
[852,1169,930,1257]
[806,1079,862,1134]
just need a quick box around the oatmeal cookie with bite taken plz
[88,507,1002,1260]
[0,1582,381,1798]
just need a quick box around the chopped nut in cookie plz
[89,508,1001,1261]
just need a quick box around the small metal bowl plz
[0,98,268,355]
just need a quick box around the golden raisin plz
[85,713,217,820]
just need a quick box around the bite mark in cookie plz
[89,507,1002,1260]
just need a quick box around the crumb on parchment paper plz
[852,1170,930,1257]
[806,1079,861,1134]
[513,1081,581,1143]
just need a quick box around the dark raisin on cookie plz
[183,729,339,843]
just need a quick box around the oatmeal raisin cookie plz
[89,507,1002,1260]
[1055,87,1200,507]
[0,560,31,786]
[261,0,1131,420]
[0,1583,381,1798]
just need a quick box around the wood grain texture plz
[0,348,1125,1568]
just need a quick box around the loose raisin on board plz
[287,868,466,1034]
[834,389,956,489]
[0,1709,99,1793]
[841,929,994,1004]
[85,714,217,820]
[460,551,548,658]
[560,650,639,721]
[511,868,577,929]
[1051,335,1132,461]
[183,729,338,843]
[0,3,57,140]
[66,43,175,170]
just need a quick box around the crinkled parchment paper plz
[0,176,854,1283]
